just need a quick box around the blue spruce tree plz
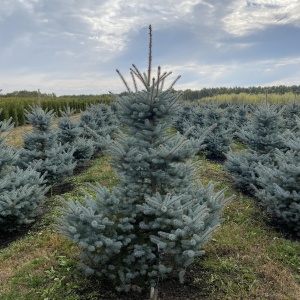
[79,103,118,156]
[282,101,300,130]
[200,104,234,159]
[0,110,48,231]
[254,115,300,236]
[175,103,203,133]
[18,106,77,185]
[178,103,233,160]
[233,103,249,131]
[57,106,94,163]
[225,101,284,194]
[58,26,230,294]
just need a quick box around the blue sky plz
[1,0,300,95]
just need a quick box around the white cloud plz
[0,71,123,95]
[73,0,206,53]
[0,0,207,57]
[1,0,300,94]
[223,0,300,36]
[159,55,300,89]
[266,76,300,86]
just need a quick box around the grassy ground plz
[1,132,299,299]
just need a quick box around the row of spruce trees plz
[0,102,117,231]
[175,98,300,237]
[225,101,300,237]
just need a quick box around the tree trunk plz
[150,286,158,300]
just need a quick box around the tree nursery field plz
[1,26,300,298]
[0,91,299,299]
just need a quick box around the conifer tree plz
[254,115,300,236]
[18,106,77,185]
[57,106,94,163]
[282,101,300,130]
[225,101,284,194]
[224,104,237,127]
[236,101,284,153]
[58,26,230,294]
[180,103,233,159]
[175,103,203,133]
[234,103,249,130]
[0,110,48,231]
[79,103,118,155]
[201,105,234,159]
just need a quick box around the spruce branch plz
[159,71,172,83]
[143,72,149,87]
[168,136,190,156]
[165,92,183,114]
[148,24,153,87]
[155,66,161,96]
[157,71,172,92]
[37,89,41,107]
[131,64,147,88]
[149,77,155,108]
[160,78,165,91]
[167,75,181,91]
[116,69,132,94]
[131,71,138,93]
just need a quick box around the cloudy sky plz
[1,0,300,95]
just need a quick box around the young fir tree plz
[79,103,118,156]
[224,103,237,127]
[236,101,284,154]
[225,101,284,194]
[0,110,48,231]
[174,103,204,134]
[58,26,230,294]
[180,103,233,160]
[254,115,300,236]
[201,105,234,159]
[18,106,77,185]
[233,103,249,131]
[57,106,94,163]
[282,101,300,130]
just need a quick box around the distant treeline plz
[1,85,300,125]
[0,90,112,126]
[178,85,300,100]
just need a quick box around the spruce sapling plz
[225,101,284,194]
[254,115,300,236]
[18,106,77,185]
[0,110,48,231]
[57,106,94,163]
[58,25,230,294]
[79,103,118,156]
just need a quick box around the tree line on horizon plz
[178,85,300,100]
[1,84,300,100]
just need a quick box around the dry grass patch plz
[254,261,300,300]
[5,124,32,147]
[0,229,80,297]
[5,113,81,147]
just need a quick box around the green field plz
[0,94,112,126]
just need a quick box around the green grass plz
[0,151,299,299]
